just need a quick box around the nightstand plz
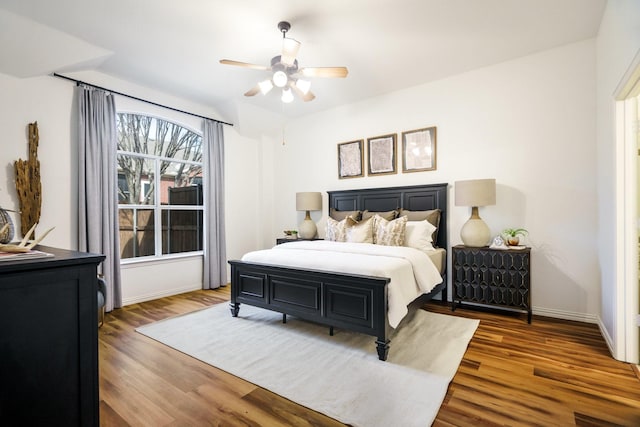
[276,238,323,245]
[452,245,532,323]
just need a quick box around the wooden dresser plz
[0,245,105,426]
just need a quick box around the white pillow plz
[374,215,408,246]
[346,218,374,243]
[404,220,437,252]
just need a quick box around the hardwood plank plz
[99,288,640,426]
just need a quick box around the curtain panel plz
[76,85,122,311]
[203,119,227,289]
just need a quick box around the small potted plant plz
[502,228,528,246]
[283,230,298,239]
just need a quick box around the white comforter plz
[241,240,443,328]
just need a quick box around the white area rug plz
[137,303,479,427]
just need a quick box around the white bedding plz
[240,240,443,328]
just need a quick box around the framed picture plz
[401,127,437,173]
[367,133,397,175]
[337,140,364,179]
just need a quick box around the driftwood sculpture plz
[14,122,42,238]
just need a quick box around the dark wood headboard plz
[327,183,448,250]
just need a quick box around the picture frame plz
[337,139,364,179]
[401,126,437,173]
[367,133,397,176]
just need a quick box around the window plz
[116,113,204,260]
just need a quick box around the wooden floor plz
[99,288,640,426]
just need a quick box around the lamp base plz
[298,218,317,239]
[460,218,490,247]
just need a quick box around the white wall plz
[596,0,640,361]
[266,39,600,321]
[0,74,75,249]
[0,71,262,305]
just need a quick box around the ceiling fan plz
[219,21,348,103]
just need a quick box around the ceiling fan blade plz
[244,84,261,97]
[289,81,316,102]
[299,67,348,78]
[219,59,270,71]
[281,38,301,66]
[301,90,316,102]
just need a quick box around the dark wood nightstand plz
[452,245,532,323]
[276,238,323,245]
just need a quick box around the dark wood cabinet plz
[452,245,531,323]
[0,245,105,426]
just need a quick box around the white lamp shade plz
[296,192,322,211]
[295,79,311,94]
[258,79,273,95]
[273,70,288,88]
[281,88,294,103]
[454,179,496,207]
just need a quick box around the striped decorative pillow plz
[326,216,357,242]
[374,215,408,246]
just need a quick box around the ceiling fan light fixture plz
[258,79,273,95]
[273,70,288,88]
[281,88,294,103]
[295,79,311,95]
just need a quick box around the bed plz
[228,183,448,360]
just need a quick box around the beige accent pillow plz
[399,209,441,244]
[326,216,357,242]
[374,215,408,246]
[362,209,398,221]
[404,220,437,253]
[330,209,362,221]
[346,217,374,244]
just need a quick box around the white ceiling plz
[0,0,606,121]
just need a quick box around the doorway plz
[617,61,640,363]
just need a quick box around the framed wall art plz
[367,133,397,176]
[401,126,437,173]
[337,139,364,179]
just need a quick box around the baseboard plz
[532,306,599,324]
[597,316,616,358]
[122,283,201,306]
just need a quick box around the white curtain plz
[202,119,227,289]
[76,85,122,310]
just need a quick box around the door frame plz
[614,51,640,363]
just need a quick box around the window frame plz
[116,112,205,264]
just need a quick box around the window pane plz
[117,113,202,162]
[159,162,203,206]
[117,155,155,205]
[162,209,203,254]
[119,208,155,259]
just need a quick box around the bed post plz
[376,337,390,361]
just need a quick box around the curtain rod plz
[52,72,233,127]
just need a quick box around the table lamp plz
[296,192,322,239]
[454,179,496,247]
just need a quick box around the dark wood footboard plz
[229,260,392,360]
